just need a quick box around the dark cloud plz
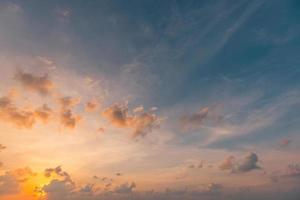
[102,103,161,138]
[15,70,54,95]
[219,153,261,173]
[44,166,72,183]
[235,153,261,173]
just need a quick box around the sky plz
[0,0,300,199]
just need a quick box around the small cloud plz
[34,104,53,123]
[44,166,72,183]
[219,153,261,173]
[102,103,161,138]
[114,182,136,194]
[97,127,105,133]
[219,156,235,170]
[235,153,261,173]
[0,95,36,128]
[279,139,291,147]
[180,105,223,131]
[207,183,222,194]
[60,109,80,129]
[284,164,300,178]
[85,99,99,112]
[0,144,6,151]
[15,70,54,96]
[58,96,80,109]
[58,96,81,129]
[116,173,122,176]
[36,56,56,70]
[133,105,144,113]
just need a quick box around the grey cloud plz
[15,70,54,95]
[220,153,261,173]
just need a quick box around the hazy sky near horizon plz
[0,0,300,200]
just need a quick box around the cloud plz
[207,183,222,194]
[36,56,56,70]
[0,172,20,196]
[279,139,291,147]
[34,104,53,123]
[0,167,36,196]
[15,70,54,95]
[235,153,261,173]
[42,179,75,200]
[113,182,136,194]
[85,99,99,112]
[58,96,81,129]
[180,105,223,131]
[283,164,300,178]
[44,166,71,182]
[0,144,6,151]
[60,109,81,129]
[58,97,80,109]
[219,156,235,170]
[0,95,36,128]
[220,153,261,173]
[0,95,53,128]
[102,103,161,138]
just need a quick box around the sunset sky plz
[0,0,300,200]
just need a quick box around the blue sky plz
[0,0,300,199]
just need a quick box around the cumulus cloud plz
[60,109,81,129]
[220,153,261,173]
[44,166,72,182]
[58,96,81,129]
[0,95,36,128]
[102,103,161,138]
[42,179,75,200]
[114,182,136,194]
[236,153,261,173]
[15,70,54,95]
[0,95,53,128]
